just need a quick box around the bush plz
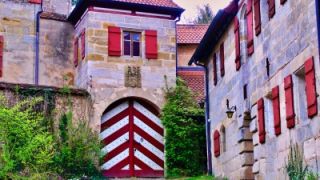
[0,94,102,179]
[162,78,206,177]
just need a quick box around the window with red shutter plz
[81,29,85,60]
[108,26,121,56]
[234,17,241,71]
[145,30,158,59]
[254,0,261,36]
[284,75,295,129]
[268,0,275,19]
[0,36,3,77]
[258,98,266,144]
[280,0,287,5]
[220,43,225,77]
[246,0,254,55]
[74,37,79,67]
[28,0,41,4]
[213,53,217,86]
[214,130,220,157]
[305,57,318,118]
[272,86,281,136]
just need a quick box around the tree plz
[194,4,214,24]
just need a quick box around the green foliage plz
[53,111,102,179]
[162,78,206,177]
[0,93,102,179]
[194,4,214,24]
[186,175,215,180]
[0,96,55,178]
[306,171,319,180]
[285,144,309,180]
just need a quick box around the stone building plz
[0,0,184,178]
[177,24,207,101]
[189,0,320,179]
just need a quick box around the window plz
[220,126,226,153]
[123,31,141,57]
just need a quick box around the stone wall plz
[0,82,91,127]
[177,44,197,66]
[74,10,177,131]
[0,0,75,87]
[204,0,320,179]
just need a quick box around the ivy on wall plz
[162,77,206,177]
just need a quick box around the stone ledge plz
[0,82,89,96]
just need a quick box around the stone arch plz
[239,3,248,62]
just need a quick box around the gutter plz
[35,2,43,85]
[195,61,212,175]
[315,0,320,58]
[175,16,181,77]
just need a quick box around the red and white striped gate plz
[100,99,164,178]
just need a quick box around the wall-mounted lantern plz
[226,99,237,119]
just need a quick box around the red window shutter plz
[254,0,261,36]
[108,26,121,56]
[280,0,287,5]
[284,75,295,129]
[220,43,225,77]
[268,0,275,19]
[81,29,85,60]
[214,130,220,157]
[213,53,217,86]
[272,86,281,136]
[305,57,318,118]
[257,98,266,144]
[246,0,254,56]
[234,17,241,71]
[28,0,41,4]
[74,37,79,67]
[145,30,158,59]
[0,36,3,77]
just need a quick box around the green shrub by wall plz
[162,78,206,177]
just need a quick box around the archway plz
[100,97,164,178]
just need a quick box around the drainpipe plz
[195,61,212,175]
[35,1,43,85]
[175,15,181,76]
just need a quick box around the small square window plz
[123,31,141,57]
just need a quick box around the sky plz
[173,0,232,23]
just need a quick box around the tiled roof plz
[177,24,209,44]
[177,70,205,102]
[113,0,182,9]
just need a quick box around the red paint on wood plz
[134,170,164,177]
[135,143,164,168]
[246,0,254,56]
[272,86,281,136]
[108,157,130,172]
[134,125,164,151]
[108,26,121,56]
[258,98,266,144]
[81,29,86,60]
[129,101,134,176]
[133,109,163,135]
[73,37,79,67]
[103,170,131,178]
[102,125,129,145]
[213,130,220,157]
[305,57,318,118]
[254,0,261,36]
[234,18,241,71]
[213,53,217,86]
[145,30,158,59]
[284,75,295,129]
[28,0,41,4]
[220,43,225,77]
[101,108,129,131]
[0,36,3,77]
[103,141,129,162]
[134,157,154,171]
[268,0,275,19]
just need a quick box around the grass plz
[169,176,215,180]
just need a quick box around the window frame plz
[122,30,142,57]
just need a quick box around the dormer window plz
[123,31,141,57]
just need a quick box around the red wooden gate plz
[100,100,164,178]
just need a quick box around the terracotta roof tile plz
[112,0,182,9]
[177,24,209,44]
[177,70,205,102]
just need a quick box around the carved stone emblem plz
[125,66,141,88]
